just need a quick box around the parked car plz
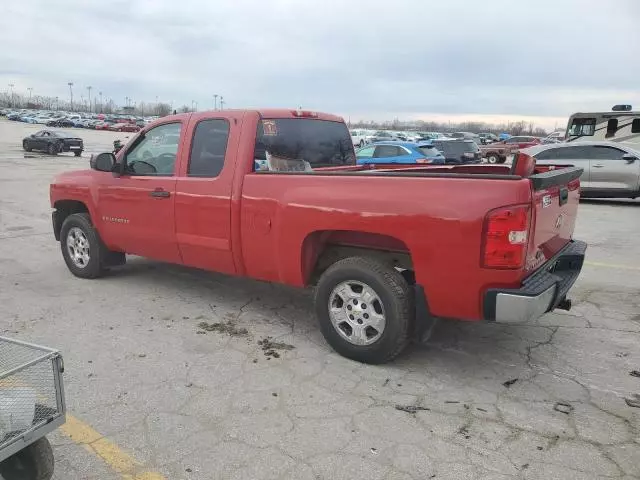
[356,141,445,165]
[20,114,38,124]
[23,130,84,156]
[495,136,541,149]
[525,141,640,199]
[478,133,499,145]
[50,108,586,364]
[46,118,75,128]
[543,131,566,144]
[451,132,482,145]
[350,129,369,148]
[109,123,141,132]
[431,139,482,164]
[479,142,518,164]
[94,121,114,130]
[368,130,400,143]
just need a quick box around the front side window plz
[606,119,618,138]
[125,122,182,176]
[632,119,640,133]
[188,119,230,177]
[568,118,596,136]
[254,119,354,171]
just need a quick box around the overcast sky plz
[1,0,639,128]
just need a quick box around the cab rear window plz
[254,119,355,171]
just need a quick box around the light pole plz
[213,94,218,110]
[8,84,14,107]
[86,86,92,113]
[220,96,225,110]
[55,96,59,111]
[68,82,74,111]
[27,87,33,104]
[99,91,103,113]
[192,100,197,112]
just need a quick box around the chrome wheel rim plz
[66,227,90,268]
[487,155,497,164]
[328,281,386,346]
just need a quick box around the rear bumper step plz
[483,240,587,323]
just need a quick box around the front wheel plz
[0,437,54,480]
[23,141,32,152]
[486,154,499,164]
[314,257,413,364]
[60,213,108,278]
[74,151,82,157]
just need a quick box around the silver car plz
[524,141,640,199]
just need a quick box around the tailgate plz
[525,167,582,272]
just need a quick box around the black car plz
[46,118,75,128]
[22,130,84,156]
[431,139,481,164]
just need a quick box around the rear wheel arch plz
[301,230,415,286]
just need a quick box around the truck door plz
[96,121,183,263]
[586,145,640,193]
[174,115,240,275]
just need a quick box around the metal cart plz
[0,337,65,480]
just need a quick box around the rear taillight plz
[482,205,530,268]
[415,158,432,164]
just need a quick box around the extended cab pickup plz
[50,109,587,364]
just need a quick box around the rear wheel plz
[359,140,365,148]
[74,150,82,157]
[487,154,499,164]
[314,257,413,364]
[47,142,58,155]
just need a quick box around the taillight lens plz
[482,205,530,268]
[415,158,432,164]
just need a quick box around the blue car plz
[356,141,445,165]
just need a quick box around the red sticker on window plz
[262,120,278,136]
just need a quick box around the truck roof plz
[155,109,345,124]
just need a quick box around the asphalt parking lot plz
[0,119,639,480]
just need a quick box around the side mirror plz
[622,153,637,163]
[90,152,116,172]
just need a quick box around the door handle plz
[150,189,171,198]
[592,164,604,168]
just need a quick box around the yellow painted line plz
[61,414,166,480]
[585,261,640,271]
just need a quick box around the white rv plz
[566,105,640,147]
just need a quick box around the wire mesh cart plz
[0,336,65,480]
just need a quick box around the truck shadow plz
[112,257,558,371]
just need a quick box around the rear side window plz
[535,147,577,160]
[589,146,625,160]
[374,145,403,157]
[254,119,354,171]
[418,146,438,156]
[188,119,230,177]
[568,118,596,136]
[632,119,640,133]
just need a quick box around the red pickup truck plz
[50,109,586,364]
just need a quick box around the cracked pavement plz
[0,120,639,479]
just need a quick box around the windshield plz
[254,119,355,170]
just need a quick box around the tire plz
[0,437,54,480]
[314,256,413,364]
[47,142,58,155]
[60,213,108,279]
[486,154,499,164]
[23,141,32,152]
[74,150,82,157]
[359,140,365,148]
